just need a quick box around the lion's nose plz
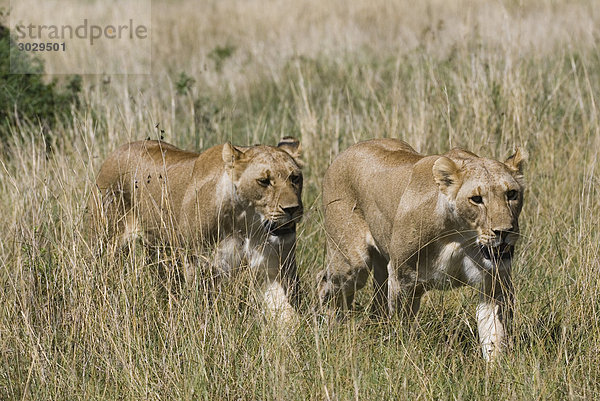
[282,205,301,217]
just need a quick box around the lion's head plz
[433,148,527,261]
[222,137,303,237]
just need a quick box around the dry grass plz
[1,0,600,399]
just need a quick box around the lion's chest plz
[420,242,484,289]
[241,236,286,278]
[243,238,268,270]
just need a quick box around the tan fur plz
[88,138,303,321]
[318,138,526,361]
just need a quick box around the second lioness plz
[90,138,303,321]
[319,138,526,361]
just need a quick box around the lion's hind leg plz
[319,202,375,314]
[86,183,138,256]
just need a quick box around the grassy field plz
[2,0,600,399]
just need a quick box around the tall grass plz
[1,0,600,399]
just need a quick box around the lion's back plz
[87,140,205,239]
[323,138,422,207]
[95,141,198,190]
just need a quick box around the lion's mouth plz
[480,243,514,261]
[263,221,296,236]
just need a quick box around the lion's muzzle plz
[477,228,518,261]
[261,209,302,237]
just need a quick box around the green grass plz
[0,20,81,144]
[1,0,600,399]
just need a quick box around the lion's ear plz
[504,147,527,176]
[278,136,303,167]
[432,156,462,197]
[222,142,244,168]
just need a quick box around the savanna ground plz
[1,0,600,399]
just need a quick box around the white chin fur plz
[268,232,294,244]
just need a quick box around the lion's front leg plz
[261,238,299,325]
[387,261,424,321]
[477,266,513,362]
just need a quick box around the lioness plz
[318,138,526,360]
[89,137,303,321]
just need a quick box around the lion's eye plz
[506,190,518,201]
[470,195,483,204]
[257,178,270,187]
